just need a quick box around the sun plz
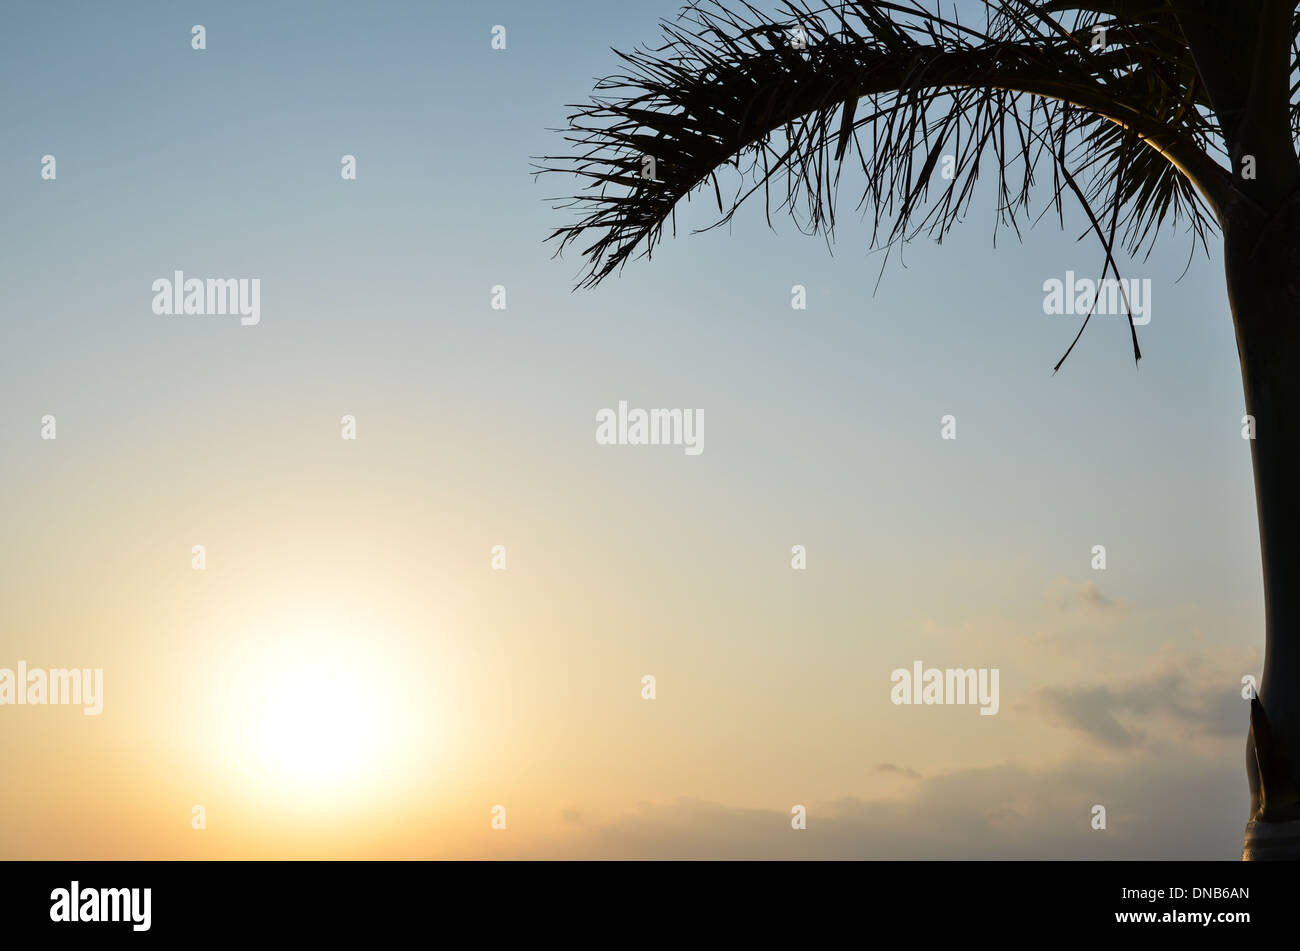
[205,616,441,808]
[252,663,384,784]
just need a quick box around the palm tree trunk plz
[1225,194,1300,856]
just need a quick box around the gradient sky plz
[0,0,1264,858]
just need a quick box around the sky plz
[0,0,1266,858]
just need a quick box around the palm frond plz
[536,0,1233,313]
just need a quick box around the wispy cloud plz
[1048,579,1131,615]
[1037,665,1249,749]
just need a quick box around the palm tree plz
[538,0,1300,859]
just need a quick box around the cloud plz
[487,647,1261,860]
[1037,666,1249,750]
[510,753,1247,859]
[1076,581,1112,608]
[1048,579,1130,615]
[1040,685,1147,748]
